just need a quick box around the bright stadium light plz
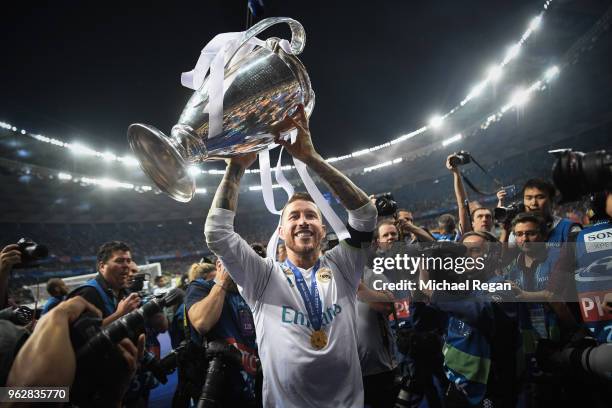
[11,127,17,132]
[442,133,462,147]
[102,152,117,162]
[529,15,542,31]
[20,129,26,135]
[69,142,96,157]
[188,166,202,176]
[58,172,72,181]
[195,188,207,194]
[505,43,521,61]
[544,65,560,81]
[429,115,444,129]
[487,65,503,82]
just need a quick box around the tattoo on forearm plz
[211,164,245,211]
[307,159,368,210]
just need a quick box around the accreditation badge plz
[310,329,328,349]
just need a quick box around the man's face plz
[514,221,543,255]
[377,224,399,251]
[127,261,138,287]
[99,250,132,290]
[279,200,325,257]
[397,211,414,225]
[472,209,493,232]
[57,281,69,296]
[523,187,551,217]
[462,235,487,274]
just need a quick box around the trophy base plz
[127,123,195,202]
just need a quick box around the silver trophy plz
[127,17,314,202]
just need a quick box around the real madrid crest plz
[316,267,332,283]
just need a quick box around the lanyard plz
[284,259,323,330]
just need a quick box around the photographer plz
[446,154,494,235]
[5,296,145,407]
[395,209,435,243]
[426,232,521,407]
[185,258,259,406]
[0,244,21,309]
[357,221,398,408]
[572,191,612,344]
[41,278,69,315]
[68,241,141,326]
[432,213,460,242]
[501,179,581,244]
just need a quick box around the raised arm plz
[274,105,369,211]
[446,155,471,234]
[210,153,258,212]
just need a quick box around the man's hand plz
[496,189,507,208]
[216,267,232,290]
[53,296,102,323]
[7,297,101,388]
[113,334,145,400]
[0,244,21,275]
[273,104,320,164]
[226,152,258,170]
[116,292,140,317]
[446,155,459,173]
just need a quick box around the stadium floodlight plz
[487,65,503,82]
[506,43,521,61]
[529,15,542,31]
[506,88,531,111]
[469,81,488,99]
[11,127,17,132]
[429,115,444,129]
[544,66,560,81]
[351,149,369,157]
[20,129,26,135]
[120,156,139,166]
[442,134,462,147]
[188,166,202,176]
[195,188,207,194]
[58,172,72,181]
[69,142,96,157]
[102,152,117,162]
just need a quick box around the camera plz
[448,150,472,167]
[494,202,526,224]
[550,149,612,202]
[0,305,34,326]
[69,289,182,405]
[374,192,398,217]
[14,238,49,268]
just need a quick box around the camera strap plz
[460,156,504,196]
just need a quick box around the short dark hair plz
[281,192,320,220]
[471,207,492,217]
[96,241,131,265]
[511,212,547,235]
[522,178,556,200]
[46,278,65,296]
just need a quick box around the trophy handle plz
[226,17,306,66]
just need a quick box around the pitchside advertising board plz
[577,225,612,343]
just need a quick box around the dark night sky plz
[1,0,548,157]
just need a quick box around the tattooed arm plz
[274,105,369,210]
[210,153,257,211]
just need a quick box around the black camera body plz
[448,150,472,167]
[14,238,49,268]
[374,192,398,217]
[69,289,181,405]
[550,149,612,202]
[494,202,526,224]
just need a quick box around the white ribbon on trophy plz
[181,28,350,260]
